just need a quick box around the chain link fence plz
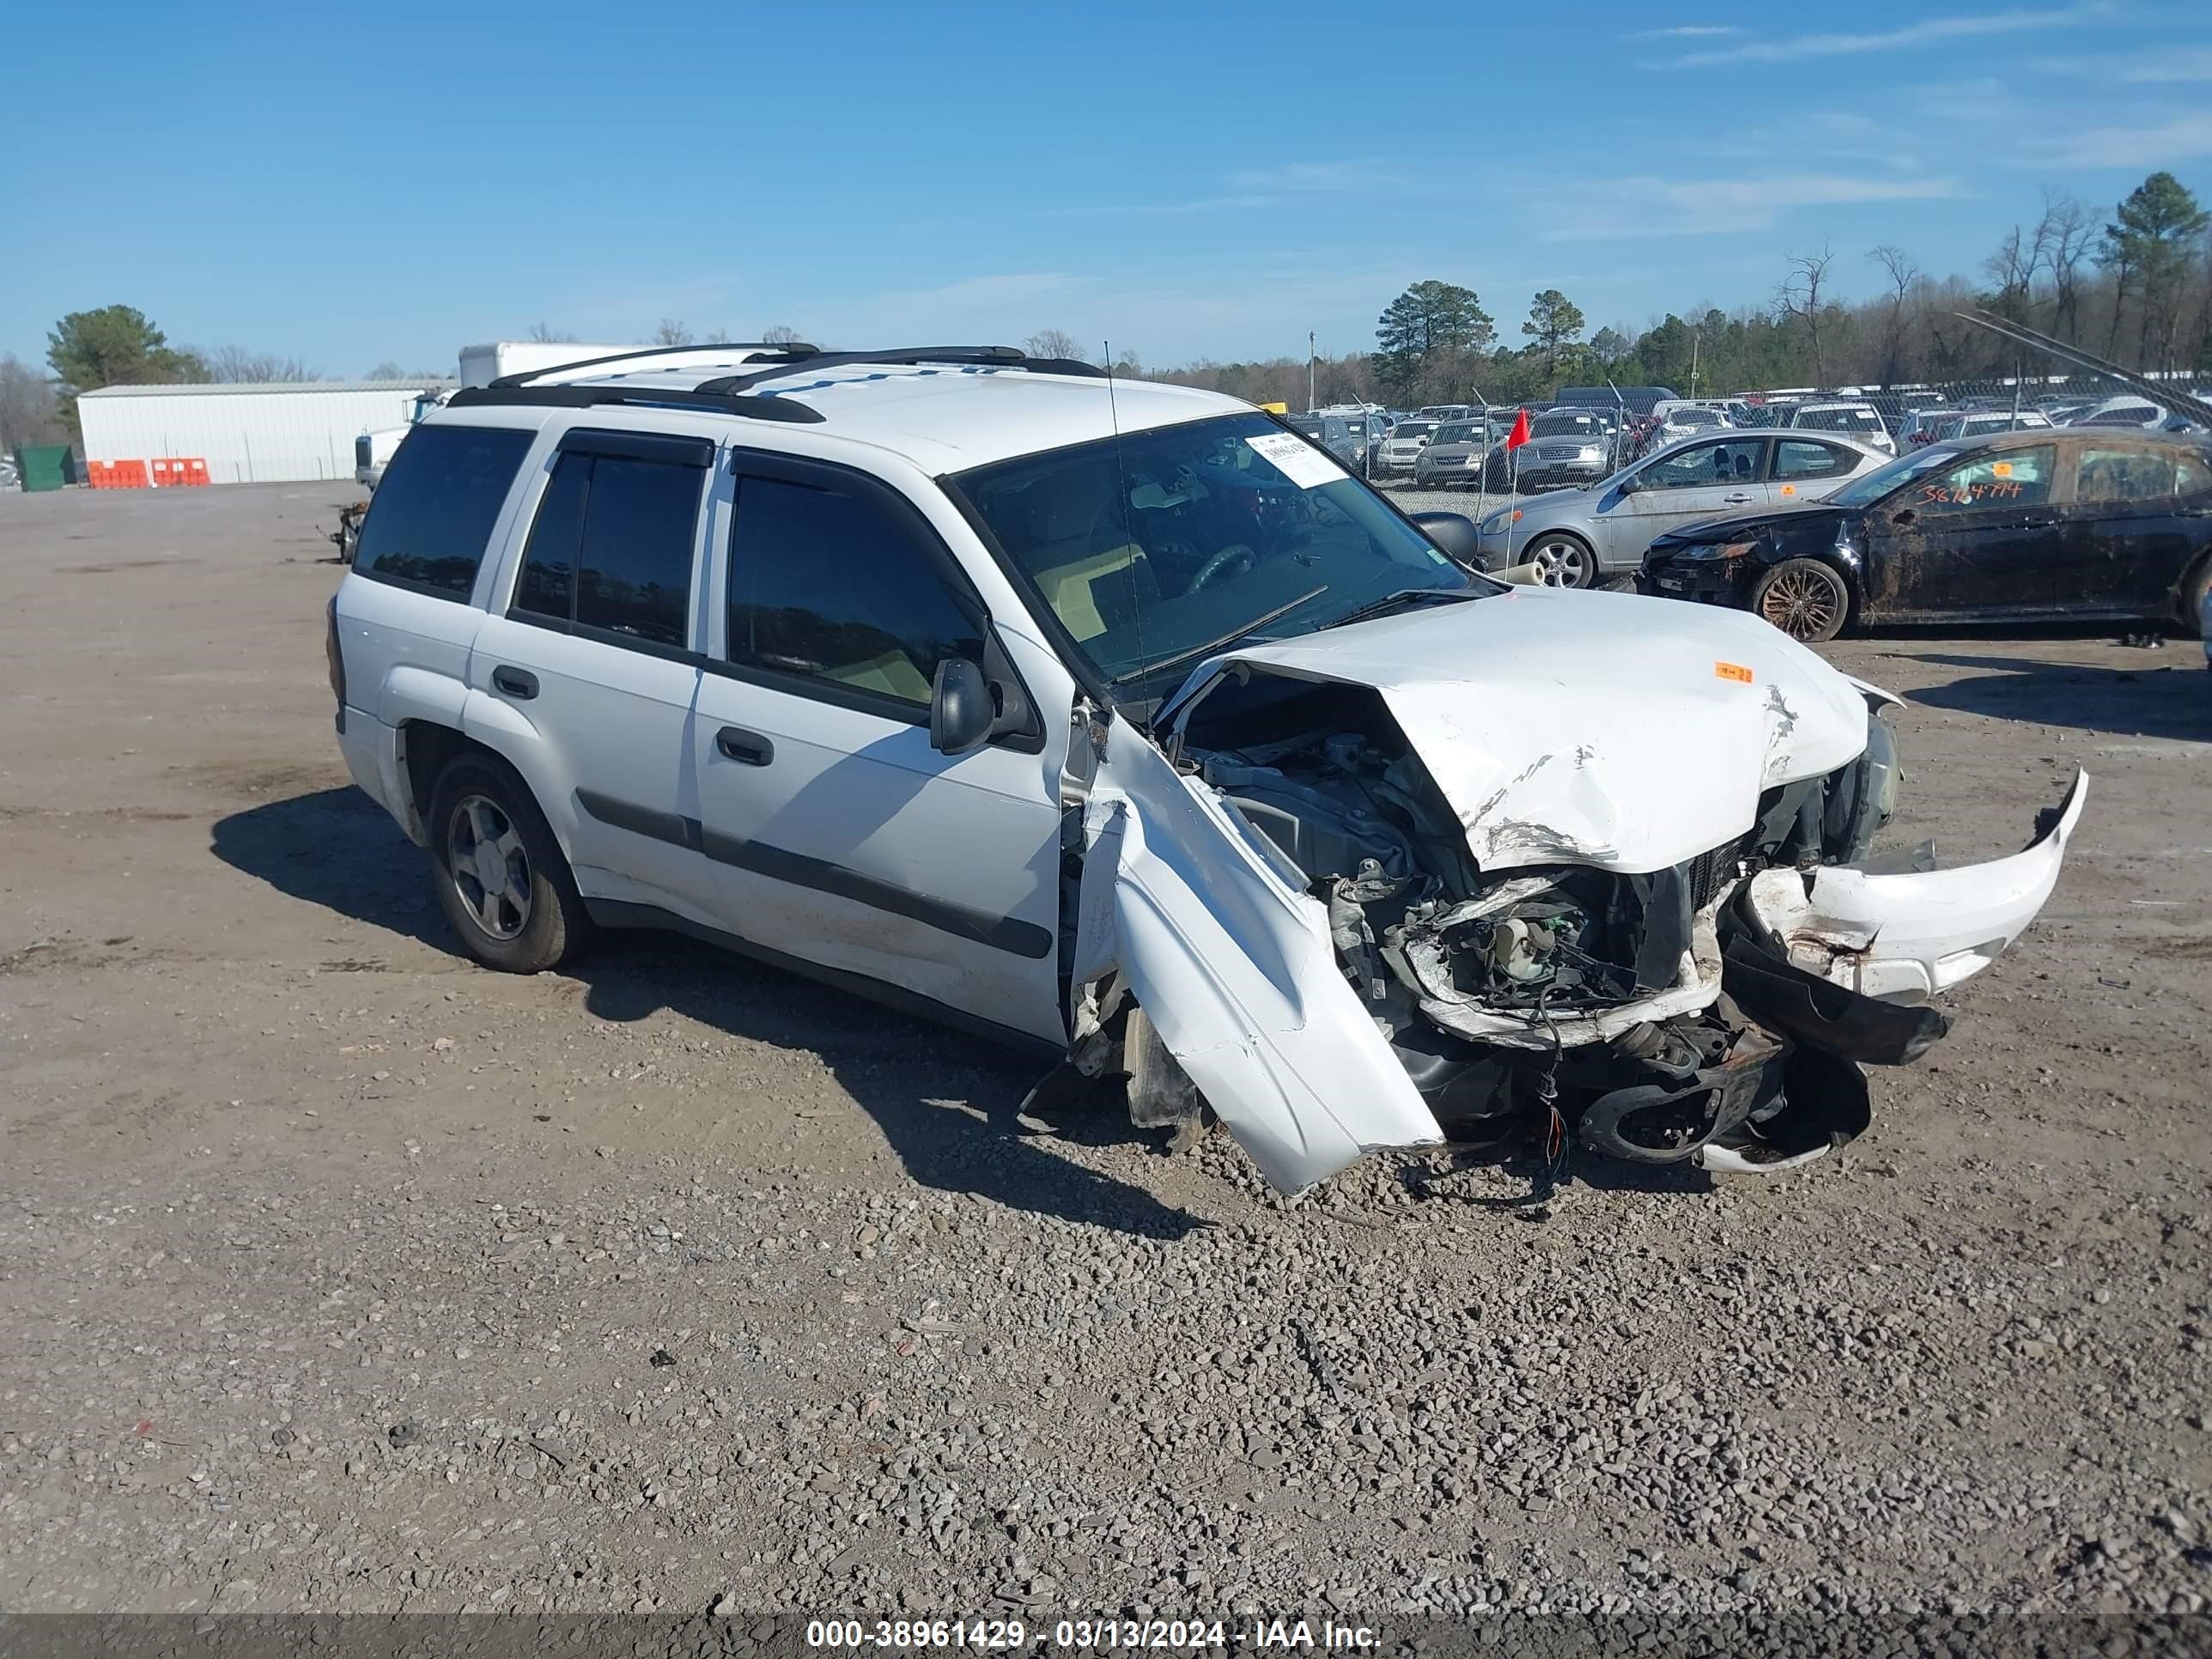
[1369,371,2212,505]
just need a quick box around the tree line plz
[1132,170,2211,410]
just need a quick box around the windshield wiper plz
[1328,586,1481,629]
[1109,586,1328,686]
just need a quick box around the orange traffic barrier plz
[85,461,112,489]
[114,460,149,489]
[149,459,174,486]
[179,457,210,486]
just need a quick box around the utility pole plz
[1690,327,1700,398]
[1308,331,1316,413]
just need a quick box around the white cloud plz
[1631,24,1743,39]
[1228,161,1389,193]
[1534,173,1963,240]
[2025,109,2212,167]
[1042,195,1279,218]
[1655,5,2105,68]
[2119,44,2212,81]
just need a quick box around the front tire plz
[426,754,592,973]
[1524,532,1596,588]
[1752,557,1850,642]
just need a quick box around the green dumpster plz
[14,445,71,492]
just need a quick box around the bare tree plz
[653,319,695,347]
[1981,226,2040,324]
[1774,244,1836,386]
[1867,244,1919,385]
[526,323,578,343]
[0,355,66,453]
[2036,191,2094,343]
[1024,329,1087,362]
[193,345,319,384]
[365,361,405,380]
[760,324,806,345]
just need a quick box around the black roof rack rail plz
[696,344,1107,395]
[446,385,825,424]
[488,341,822,389]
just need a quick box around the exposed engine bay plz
[1116,673,1929,1175]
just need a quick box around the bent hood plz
[1657,503,1850,546]
[1160,586,1870,875]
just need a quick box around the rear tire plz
[426,754,592,973]
[1751,558,1850,642]
[2177,552,2211,633]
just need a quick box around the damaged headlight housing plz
[1671,538,1756,561]
[1480,507,1520,534]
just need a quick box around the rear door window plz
[1772,440,1854,483]
[354,424,535,599]
[511,434,708,649]
[2075,446,2176,505]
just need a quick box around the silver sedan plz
[1468,429,1888,587]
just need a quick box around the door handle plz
[1723,493,1753,503]
[715,726,774,766]
[491,667,538,700]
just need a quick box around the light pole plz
[1308,331,1316,413]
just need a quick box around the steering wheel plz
[1185,543,1257,595]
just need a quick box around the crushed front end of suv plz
[331,348,2084,1197]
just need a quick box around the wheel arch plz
[397,718,577,866]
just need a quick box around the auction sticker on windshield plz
[1247,431,1349,490]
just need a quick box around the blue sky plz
[6,0,2211,376]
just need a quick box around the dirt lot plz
[2,483,2209,1631]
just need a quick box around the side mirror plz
[1410,510,1480,564]
[929,658,995,757]
[1614,473,1638,496]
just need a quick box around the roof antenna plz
[1102,338,1146,695]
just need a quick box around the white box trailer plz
[345,342,651,489]
[459,342,650,388]
[76,381,453,486]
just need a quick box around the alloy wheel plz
[1759,567,1845,641]
[1529,538,1589,587]
[447,794,532,941]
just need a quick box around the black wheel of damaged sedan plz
[1751,557,1850,642]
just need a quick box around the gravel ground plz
[2,483,2209,1632]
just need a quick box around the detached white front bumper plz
[1742,771,2087,1004]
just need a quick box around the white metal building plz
[76,381,455,485]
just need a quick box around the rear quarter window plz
[355,425,535,599]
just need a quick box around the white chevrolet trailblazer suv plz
[330,343,2084,1193]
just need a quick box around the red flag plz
[1504,408,1532,450]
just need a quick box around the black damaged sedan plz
[1639,428,2212,641]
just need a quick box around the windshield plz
[1533,412,1602,437]
[953,413,1479,696]
[1435,422,1483,443]
[1671,408,1722,427]
[1393,421,1437,440]
[1825,444,1958,508]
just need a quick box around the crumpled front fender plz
[1743,770,2087,1004]
[1077,730,1443,1194]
